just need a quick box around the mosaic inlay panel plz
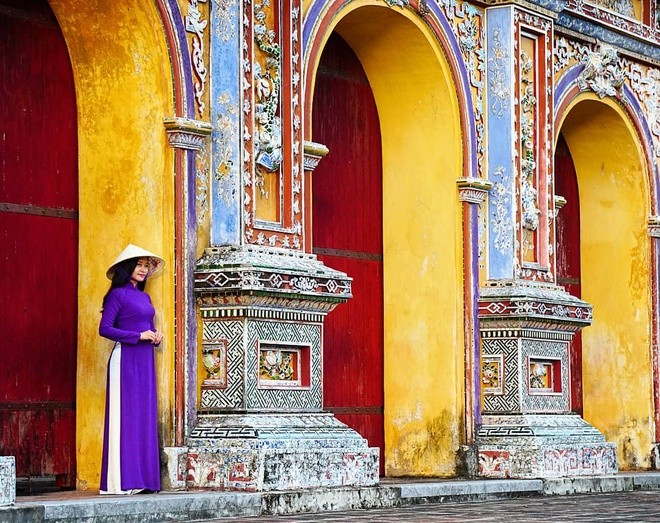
[258,343,308,389]
[482,355,503,395]
[200,317,322,411]
[482,335,569,413]
[201,320,244,409]
[202,339,228,386]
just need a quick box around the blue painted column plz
[486,6,516,280]
[209,0,242,246]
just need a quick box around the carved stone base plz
[477,414,618,478]
[186,413,379,491]
[0,456,15,506]
[161,447,188,490]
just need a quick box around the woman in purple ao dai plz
[99,244,164,495]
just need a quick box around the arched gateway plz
[307,2,468,477]
[0,0,203,493]
[0,0,78,488]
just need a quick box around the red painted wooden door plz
[0,0,78,488]
[554,135,582,415]
[312,33,385,473]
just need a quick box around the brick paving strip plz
[3,473,660,522]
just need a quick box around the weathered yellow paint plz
[49,0,176,489]
[255,171,281,222]
[559,96,653,469]
[320,5,465,476]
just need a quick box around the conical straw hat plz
[106,244,164,279]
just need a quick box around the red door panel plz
[312,33,385,473]
[555,134,582,415]
[0,0,78,488]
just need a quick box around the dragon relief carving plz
[577,43,625,98]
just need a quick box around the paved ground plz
[216,491,660,522]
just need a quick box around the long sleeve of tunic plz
[99,284,156,345]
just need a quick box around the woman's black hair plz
[102,257,147,309]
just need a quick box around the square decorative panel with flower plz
[482,355,504,395]
[258,343,309,389]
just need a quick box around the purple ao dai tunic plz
[99,283,160,493]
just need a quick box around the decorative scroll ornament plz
[384,0,409,7]
[489,29,509,118]
[576,43,625,98]
[457,177,492,204]
[589,0,635,18]
[519,50,540,233]
[186,0,209,117]
[649,216,660,238]
[253,0,283,195]
[491,166,513,254]
[303,141,329,172]
[163,116,213,151]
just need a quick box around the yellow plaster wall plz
[331,6,465,476]
[49,0,176,489]
[560,97,653,469]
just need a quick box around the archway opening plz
[24,0,177,489]
[557,97,653,468]
[0,0,78,491]
[555,134,582,415]
[313,31,385,473]
[311,5,464,477]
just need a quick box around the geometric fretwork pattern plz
[200,318,322,411]
[201,320,245,409]
[521,339,569,412]
[246,320,322,410]
[482,336,570,414]
[482,338,519,413]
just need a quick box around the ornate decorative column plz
[457,177,491,476]
[162,116,213,490]
[476,5,617,478]
[185,0,378,490]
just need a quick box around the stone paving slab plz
[398,478,543,500]
[3,473,660,522]
[221,491,660,522]
[17,492,261,523]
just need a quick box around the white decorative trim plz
[186,0,209,117]
[303,141,329,172]
[649,216,660,238]
[164,117,213,151]
[457,177,493,204]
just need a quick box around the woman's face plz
[130,257,151,284]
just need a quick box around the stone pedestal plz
[476,283,618,478]
[478,414,617,478]
[187,413,379,491]
[0,456,15,506]
[161,447,188,490]
[190,246,380,490]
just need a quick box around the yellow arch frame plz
[49,0,176,488]
[308,4,466,476]
[557,94,654,469]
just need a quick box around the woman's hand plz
[139,330,164,345]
